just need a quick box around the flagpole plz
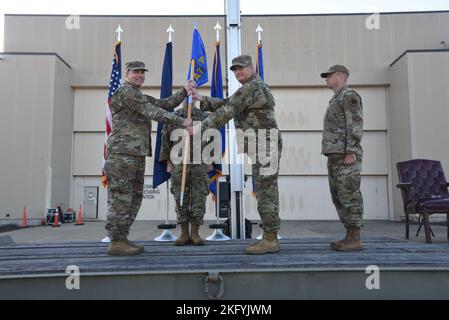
[206,22,230,242]
[226,0,245,239]
[101,25,123,243]
[256,24,263,44]
[116,24,123,42]
[154,25,177,242]
[165,24,174,226]
[167,24,174,43]
[180,59,195,206]
[214,22,222,223]
[165,180,170,223]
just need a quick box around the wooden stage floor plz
[1,237,449,299]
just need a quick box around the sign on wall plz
[143,184,160,200]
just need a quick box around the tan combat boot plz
[330,227,363,251]
[124,239,144,252]
[108,239,141,256]
[175,223,191,246]
[245,231,280,255]
[190,224,205,246]
[330,228,350,249]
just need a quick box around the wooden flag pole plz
[180,59,196,206]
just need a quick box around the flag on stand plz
[209,40,225,201]
[152,41,174,188]
[188,27,208,86]
[101,40,122,188]
[179,26,208,205]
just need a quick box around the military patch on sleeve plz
[344,92,359,107]
[235,90,242,97]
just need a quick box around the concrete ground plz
[1,219,448,244]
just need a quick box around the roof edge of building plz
[0,52,72,69]
[390,49,449,68]
[4,10,449,18]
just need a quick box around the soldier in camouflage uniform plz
[192,55,283,255]
[159,102,210,246]
[321,65,364,251]
[103,61,194,256]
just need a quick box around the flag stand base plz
[207,224,230,241]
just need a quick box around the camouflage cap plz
[125,61,149,72]
[230,55,253,71]
[320,65,349,78]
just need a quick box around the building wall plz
[2,12,449,221]
[408,52,449,163]
[4,15,228,87]
[50,58,74,212]
[389,51,449,219]
[388,54,412,218]
[0,54,72,221]
[5,12,449,86]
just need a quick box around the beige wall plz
[4,15,227,87]
[51,58,74,213]
[408,52,449,163]
[389,54,412,218]
[0,54,73,221]
[5,12,449,86]
[389,50,449,219]
[242,13,449,85]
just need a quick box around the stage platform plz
[1,236,449,299]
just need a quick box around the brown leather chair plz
[396,159,449,243]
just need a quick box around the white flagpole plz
[225,0,245,239]
[102,25,123,243]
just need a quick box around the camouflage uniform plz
[104,80,187,241]
[159,106,209,226]
[200,72,282,233]
[322,79,364,228]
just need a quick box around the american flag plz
[102,40,122,188]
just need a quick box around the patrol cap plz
[125,61,149,72]
[320,65,349,78]
[230,55,253,71]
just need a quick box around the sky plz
[1,0,449,50]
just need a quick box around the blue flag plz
[187,28,208,86]
[209,41,225,201]
[252,41,264,195]
[152,42,173,188]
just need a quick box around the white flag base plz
[206,228,231,241]
[154,229,177,242]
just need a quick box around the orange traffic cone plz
[52,207,61,227]
[21,206,28,228]
[75,205,84,226]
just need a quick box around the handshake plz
[181,80,205,135]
